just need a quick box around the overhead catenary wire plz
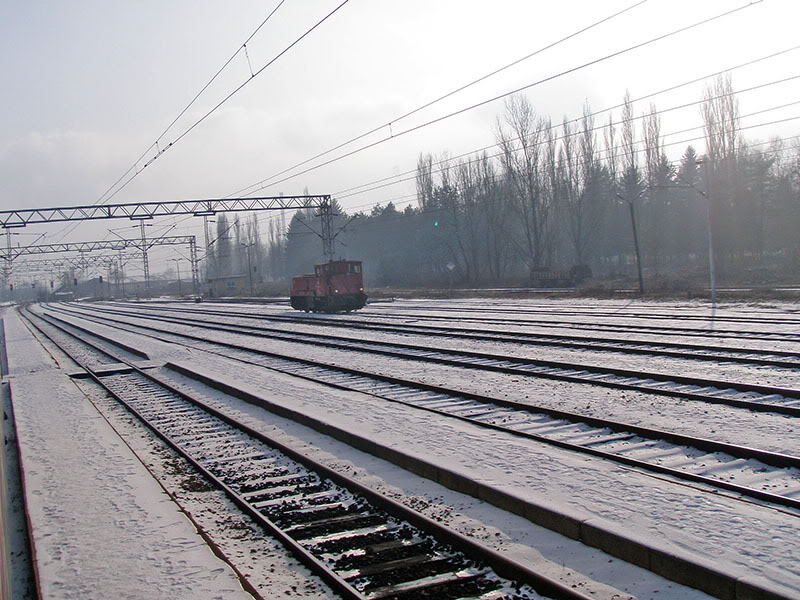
[332,133,800,238]
[215,47,800,235]
[331,46,800,198]
[207,107,800,259]
[96,0,288,209]
[47,3,792,274]
[47,0,771,259]
[52,1,287,246]
[331,73,800,201]
[63,69,800,268]
[205,113,800,260]
[234,0,765,198]
[228,0,651,198]
[337,115,800,215]
[162,42,799,240]
[53,0,349,244]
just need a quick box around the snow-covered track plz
[368,302,800,327]
[366,305,800,343]
[88,302,800,369]
[35,305,800,512]
[49,303,800,418]
[19,307,590,600]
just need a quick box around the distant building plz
[207,275,248,297]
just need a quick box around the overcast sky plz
[1,0,799,275]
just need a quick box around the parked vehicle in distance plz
[290,259,367,312]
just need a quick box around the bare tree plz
[701,74,740,274]
[603,112,619,186]
[415,153,435,210]
[702,74,739,165]
[642,103,673,269]
[495,95,554,274]
[620,91,645,291]
[563,101,602,267]
[478,153,510,280]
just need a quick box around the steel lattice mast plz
[0,195,333,296]
[4,235,200,295]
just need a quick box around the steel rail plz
[91,301,800,368]
[20,306,594,600]
[366,302,800,326]
[361,306,800,342]
[48,303,800,417]
[33,305,800,512]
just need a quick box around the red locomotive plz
[290,259,367,312]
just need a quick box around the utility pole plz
[241,242,254,296]
[170,258,183,297]
[616,193,644,294]
[672,159,717,311]
[3,230,12,294]
[700,160,717,309]
[140,221,150,298]
[118,250,125,298]
[203,215,212,281]
[319,198,334,262]
[189,237,199,297]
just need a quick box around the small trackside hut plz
[290,259,367,312]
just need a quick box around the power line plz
[52,2,288,245]
[54,0,350,243]
[229,0,650,197]
[236,0,765,197]
[88,83,800,266]
[170,44,799,240]
[333,75,800,201]
[330,134,800,237]
[212,106,800,257]
[97,1,288,209]
[331,46,800,198]
[331,114,800,225]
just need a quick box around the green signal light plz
[433,220,439,227]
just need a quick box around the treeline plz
[213,76,800,289]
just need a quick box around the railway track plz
[98,300,800,345]
[19,306,593,600]
[46,303,800,418]
[87,301,800,369]
[33,304,800,513]
[357,305,800,343]
[365,301,800,327]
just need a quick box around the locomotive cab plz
[290,259,367,312]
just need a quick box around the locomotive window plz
[349,264,361,274]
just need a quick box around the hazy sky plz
[1,0,799,275]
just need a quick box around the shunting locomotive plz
[290,259,367,312]
[288,197,368,312]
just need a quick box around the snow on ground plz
[103,302,800,388]
[46,305,800,456]
[157,361,715,600]
[24,299,800,597]
[71,377,340,600]
[100,297,800,354]
[154,352,800,596]
[2,309,252,600]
